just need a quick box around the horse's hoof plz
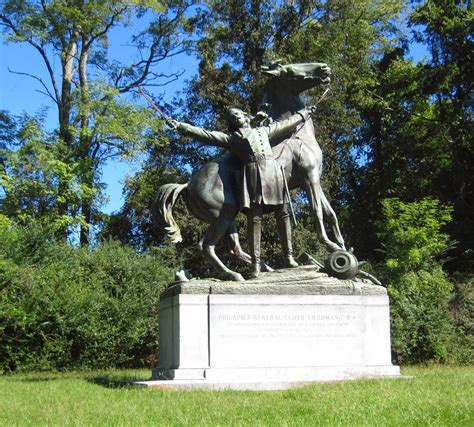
[221,271,245,282]
[250,263,261,279]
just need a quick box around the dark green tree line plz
[1,0,472,367]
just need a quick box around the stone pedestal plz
[138,266,400,390]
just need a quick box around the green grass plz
[1,366,472,426]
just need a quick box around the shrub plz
[448,273,474,364]
[0,223,175,373]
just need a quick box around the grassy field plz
[1,366,472,426]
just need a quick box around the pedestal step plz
[136,365,401,390]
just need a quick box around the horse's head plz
[261,61,331,115]
[261,60,331,90]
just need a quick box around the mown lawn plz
[0,366,472,426]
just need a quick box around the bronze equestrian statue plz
[170,107,312,278]
[155,61,362,282]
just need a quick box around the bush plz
[449,273,474,363]
[376,198,472,364]
[0,223,175,373]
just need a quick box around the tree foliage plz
[0,113,93,233]
[410,0,473,268]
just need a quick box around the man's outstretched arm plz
[171,120,230,148]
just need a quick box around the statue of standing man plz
[169,107,310,277]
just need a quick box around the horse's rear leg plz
[201,217,245,282]
[226,221,274,272]
[320,189,346,250]
[305,179,343,252]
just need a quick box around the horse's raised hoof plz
[220,271,245,282]
[260,261,274,272]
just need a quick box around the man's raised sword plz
[138,86,173,125]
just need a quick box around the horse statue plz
[155,61,351,282]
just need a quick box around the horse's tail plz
[154,183,189,243]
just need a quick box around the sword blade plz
[139,86,171,122]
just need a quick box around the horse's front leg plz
[320,188,346,250]
[304,177,343,252]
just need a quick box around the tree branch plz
[85,6,129,50]
[7,68,59,106]
[116,40,161,93]
[137,69,186,87]
[115,5,190,93]
[116,45,188,93]
[0,14,61,104]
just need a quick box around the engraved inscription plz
[215,311,359,340]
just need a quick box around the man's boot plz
[248,211,262,278]
[276,212,299,268]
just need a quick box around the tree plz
[410,0,473,270]
[376,198,472,363]
[340,0,473,264]
[1,0,194,243]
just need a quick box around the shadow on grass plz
[16,374,63,382]
[87,374,150,389]
[3,369,152,388]
[12,372,143,386]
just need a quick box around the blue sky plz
[0,16,429,215]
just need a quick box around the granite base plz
[143,266,400,390]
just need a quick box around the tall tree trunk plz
[59,29,78,147]
[78,34,93,246]
[56,29,79,239]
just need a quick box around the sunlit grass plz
[1,366,472,426]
